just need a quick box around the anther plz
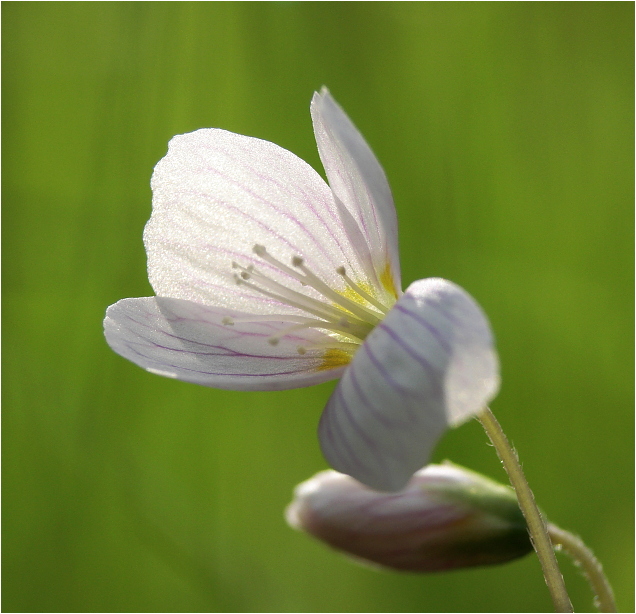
[222,317,234,326]
[253,244,267,256]
[297,346,307,355]
[268,338,279,346]
[292,256,304,267]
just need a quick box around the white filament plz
[225,245,392,348]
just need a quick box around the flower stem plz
[477,407,573,613]
[547,523,617,613]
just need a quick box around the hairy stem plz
[477,407,573,613]
[548,523,617,613]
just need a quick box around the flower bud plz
[286,462,532,572]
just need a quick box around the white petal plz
[146,128,372,314]
[104,297,349,391]
[318,278,500,491]
[311,89,401,298]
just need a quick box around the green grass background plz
[3,2,633,612]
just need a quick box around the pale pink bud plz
[286,463,532,572]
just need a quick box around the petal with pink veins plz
[104,296,350,391]
[319,278,500,491]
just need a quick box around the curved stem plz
[477,407,573,613]
[548,523,617,613]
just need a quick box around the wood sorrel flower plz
[104,89,499,491]
[286,464,532,572]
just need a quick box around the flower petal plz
[311,89,401,297]
[104,297,349,391]
[146,128,373,314]
[318,278,500,491]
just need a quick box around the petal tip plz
[311,88,330,116]
[313,85,331,102]
[146,366,178,378]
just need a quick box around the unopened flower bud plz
[286,462,532,572]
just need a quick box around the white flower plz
[104,89,500,491]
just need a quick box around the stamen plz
[235,275,373,341]
[297,341,360,355]
[292,258,383,324]
[253,245,307,286]
[236,262,373,334]
[337,266,389,314]
[232,245,393,348]
[266,320,365,346]
[223,314,318,326]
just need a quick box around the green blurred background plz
[3,2,633,612]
